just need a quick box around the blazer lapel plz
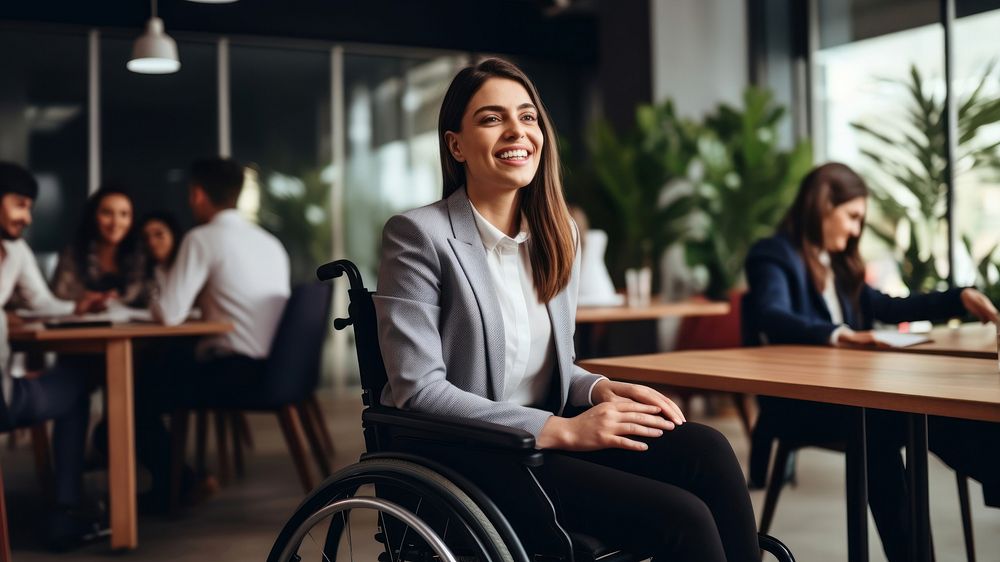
[546,289,572,415]
[446,188,506,401]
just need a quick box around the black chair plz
[266,259,796,562]
[742,294,978,562]
[171,282,335,498]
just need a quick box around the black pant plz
[753,397,1000,562]
[7,366,91,507]
[406,422,758,562]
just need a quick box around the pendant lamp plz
[127,0,181,74]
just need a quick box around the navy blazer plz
[743,234,965,346]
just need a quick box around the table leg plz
[907,413,932,562]
[846,407,869,562]
[0,463,11,562]
[105,338,138,550]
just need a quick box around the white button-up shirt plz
[152,209,291,359]
[470,204,556,407]
[0,239,76,402]
[818,251,848,344]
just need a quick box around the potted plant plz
[678,88,813,349]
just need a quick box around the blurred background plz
[1,2,998,560]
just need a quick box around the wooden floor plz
[2,392,998,561]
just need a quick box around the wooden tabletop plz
[9,321,233,341]
[576,299,730,324]
[899,323,998,360]
[579,345,1000,422]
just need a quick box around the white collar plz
[469,203,529,253]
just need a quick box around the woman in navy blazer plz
[744,162,999,562]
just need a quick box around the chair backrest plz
[316,260,388,409]
[263,282,334,403]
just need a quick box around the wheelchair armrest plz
[363,406,540,455]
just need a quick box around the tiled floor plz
[3,392,998,561]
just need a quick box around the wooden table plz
[576,299,730,324]
[580,346,1000,562]
[9,321,233,550]
[899,323,998,360]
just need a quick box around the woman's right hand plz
[536,401,673,452]
[836,329,889,348]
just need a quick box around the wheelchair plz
[267,259,796,562]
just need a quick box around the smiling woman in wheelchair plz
[365,58,763,562]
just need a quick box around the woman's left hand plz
[961,288,999,324]
[592,379,686,426]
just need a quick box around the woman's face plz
[96,194,133,246]
[822,196,866,252]
[142,219,174,265]
[445,77,543,195]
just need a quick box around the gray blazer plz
[374,187,604,439]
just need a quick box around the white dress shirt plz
[0,239,75,402]
[152,210,291,360]
[470,204,557,407]
[818,251,849,344]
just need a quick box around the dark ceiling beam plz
[0,0,599,63]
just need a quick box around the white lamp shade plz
[127,17,181,74]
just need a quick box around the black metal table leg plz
[846,407,869,562]
[907,413,932,562]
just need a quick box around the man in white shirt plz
[133,157,290,507]
[0,162,103,549]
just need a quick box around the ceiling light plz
[128,0,180,74]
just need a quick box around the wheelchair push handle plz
[317,259,367,330]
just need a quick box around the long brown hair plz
[438,58,575,302]
[778,162,869,310]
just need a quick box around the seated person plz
[132,157,290,507]
[139,211,182,291]
[374,58,759,562]
[0,162,102,549]
[51,184,148,310]
[743,161,999,562]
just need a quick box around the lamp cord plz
[152,0,158,18]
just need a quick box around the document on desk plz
[872,331,931,348]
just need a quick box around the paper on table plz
[872,331,931,348]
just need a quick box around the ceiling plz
[0,0,601,63]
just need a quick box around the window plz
[0,29,88,256]
[230,44,332,282]
[101,36,216,231]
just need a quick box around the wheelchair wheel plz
[267,457,517,562]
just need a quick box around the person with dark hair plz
[51,184,148,310]
[744,161,999,562]
[0,162,103,549]
[126,156,289,508]
[373,58,760,562]
[139,212,182,271]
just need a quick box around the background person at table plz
[0,162,103,548]
[743,161,999,562]
[139,211,183,294]
[51,184,148,311]
[131,157,290,507]
[375,58,759,562]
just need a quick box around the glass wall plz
[812,0,945,296]
[230,44,332,282]
[101,36,217,231]
[342,53,467,284]
[808,0,1000,299]
[953,4,1000,292]
[0,29,89,257]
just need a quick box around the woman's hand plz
[75,291,110,314]
[592,379,685,426]
[836,329,889,348]
[961,288,999,324]
[536,401,674,452]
